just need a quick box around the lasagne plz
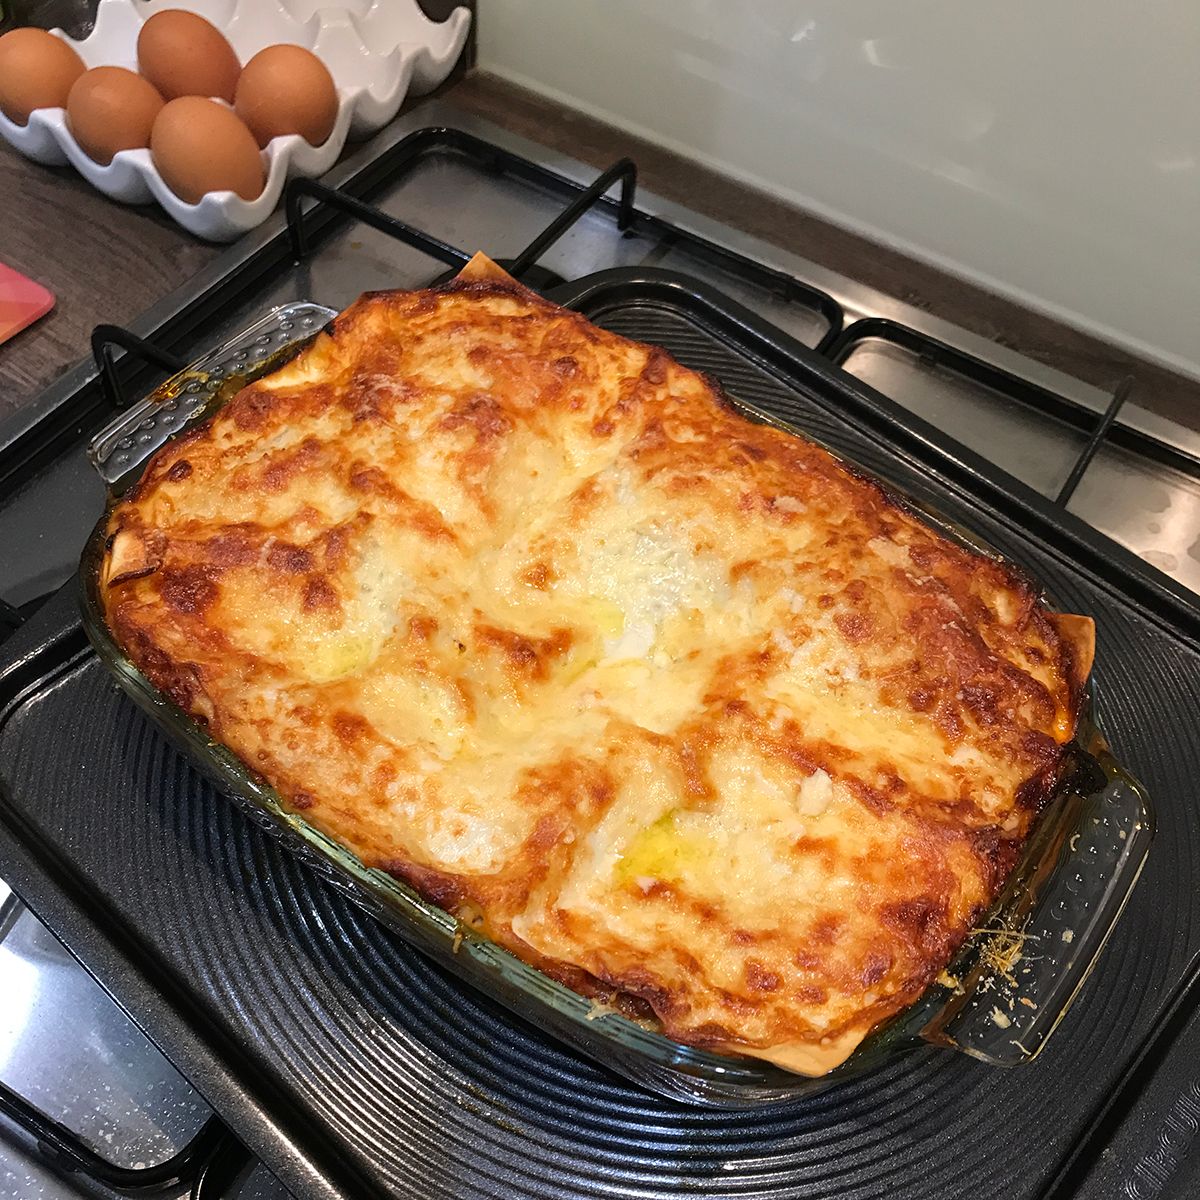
[100,254,1094,1075]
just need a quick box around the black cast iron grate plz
[2,138,1199,1200]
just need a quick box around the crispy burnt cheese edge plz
[97,252,1097,1077]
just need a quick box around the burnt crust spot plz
[641,351,668,386]
[267,543,314,574]
[744,960,783,992]
[879,897,950,954]
[332,711,370,746]
[380,858,466,912]
[107,563,160,587]
[302,576,339,613]
[160,565,218,615]
[860,949,893,987]
[440,392,512,439]
[206,530,259,568]
[227,386,277,432]
[475,624,574,681]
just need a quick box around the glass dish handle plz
[926,738,1153,1065]
[87,302,337,488]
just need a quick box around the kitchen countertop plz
[1,68,1196,427]
[0,148,214,409]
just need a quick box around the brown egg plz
[0,27,85,125]
[67,67,164,165]
[150,97,264,204]
[137,10,241,104]
[234,44,338,148]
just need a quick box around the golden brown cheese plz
[100,253,1094,1075]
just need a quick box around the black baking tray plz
[3,267,1200,1200]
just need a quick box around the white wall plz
[478,0,1200,381]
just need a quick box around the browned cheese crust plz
[100,254,1094,1075]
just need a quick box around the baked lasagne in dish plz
[99,254,1095,1075]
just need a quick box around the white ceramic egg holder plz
[0,0,470,241]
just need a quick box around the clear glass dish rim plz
[75,300,1155,1102]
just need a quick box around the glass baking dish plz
[79,301,1154,1106]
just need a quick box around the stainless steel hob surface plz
[0,886,294,1199]
[0,97,1197,1198]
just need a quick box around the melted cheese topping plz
[100,254,1093,1075]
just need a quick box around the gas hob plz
[1,98,1199,1200]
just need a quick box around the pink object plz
[0,260,55,346]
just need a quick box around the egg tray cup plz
[0,0,470,241]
